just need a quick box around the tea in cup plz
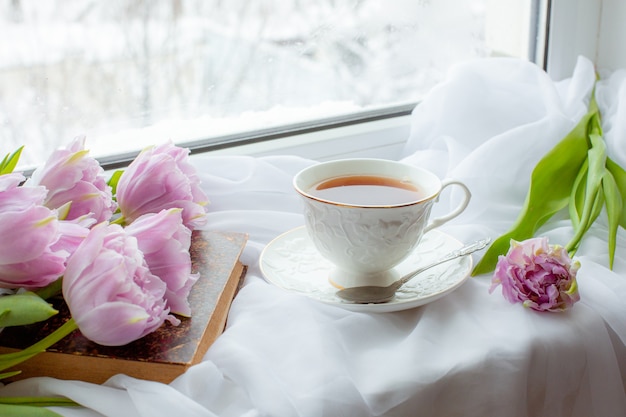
[293,158,471,289]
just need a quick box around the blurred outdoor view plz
[0,0,535,168]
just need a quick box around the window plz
[1,0,543,169]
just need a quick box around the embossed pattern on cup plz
[303,198,432,274]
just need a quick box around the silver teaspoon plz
[335,237,491,304]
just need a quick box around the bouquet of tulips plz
[0,137,209,415]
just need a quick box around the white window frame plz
[545,0,602,80]
[548,0,626,78]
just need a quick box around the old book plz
[0,230,248,384]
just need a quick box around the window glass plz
[0,0,538,168]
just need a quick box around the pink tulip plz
[116,143,208,229]
[27,136,117,223]
[490,237,580,312]
[63,223,178,346]
[125,209,198,316]
[0,173,67,289]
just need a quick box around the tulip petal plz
[125,209,197,316]
[75,302,155,346]
[0,207,59,264]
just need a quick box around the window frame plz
[99,102,415,170]
[544,0,602,80]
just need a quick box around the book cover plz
[0,230,248,384]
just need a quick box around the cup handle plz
[424,179,471,233]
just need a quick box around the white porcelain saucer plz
[259,226,473,313]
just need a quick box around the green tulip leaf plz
[472,107,595,275]
[0,403,65,417]
[606,157,626,228]
[602,170,622,269]
[0,146,24,175]
[107,169,124,196]
[0,292,58,328]
[567,188,604,255]
[569,158,589,230]
[565,131,607,253]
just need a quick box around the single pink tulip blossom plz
[27,136,117,223]
[126,208,198,316]
[63,223,179,346]
[116,143,208,229]
[490,237,580,312]
[0,173,67,289]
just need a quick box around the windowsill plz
[202,113,413,162]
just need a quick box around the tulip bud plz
[116,143,208,229]
[27,136,117,223]
[490,237,580,312]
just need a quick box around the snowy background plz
[0,0,499,167]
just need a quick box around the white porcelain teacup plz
[293,158,471,289]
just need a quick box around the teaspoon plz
[335,237,490,304]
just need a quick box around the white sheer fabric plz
[1,56,625,417]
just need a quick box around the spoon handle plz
[396,237,491,288]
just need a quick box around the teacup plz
[293,158,471,289]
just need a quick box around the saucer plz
[259,226,473,313]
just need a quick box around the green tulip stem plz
[0,396,79,417]
[0,319,80,414]
[0,403,66,416]
[0,318,78,376]
[34,279,63,301]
